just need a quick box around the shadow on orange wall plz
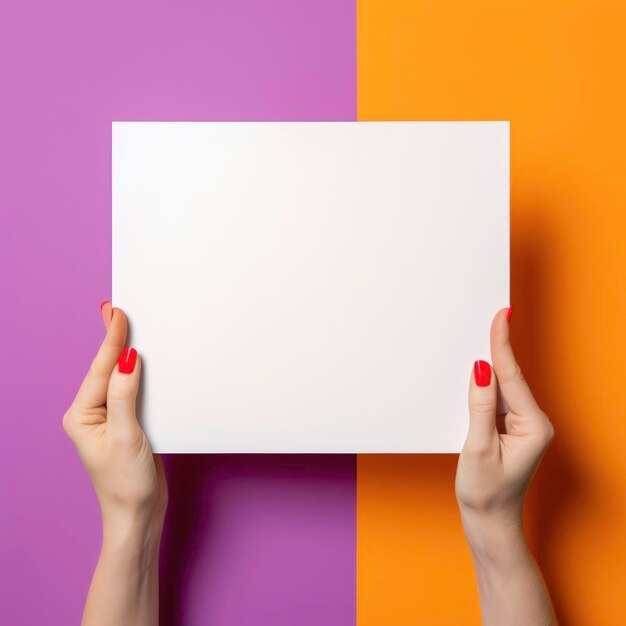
[357,214,589,624]
[357,2,626,623]
[511,207,585,624]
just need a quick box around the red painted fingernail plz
[100,300,109,311]
[474,360,491,387]
[118,347,137,374]
[506,305,513,322]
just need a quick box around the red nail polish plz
[118,347,137,374]
[100,300,109,311]
[506,305,513,322]
[474,360,491,387]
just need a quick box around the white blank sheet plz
[112,121,509,453]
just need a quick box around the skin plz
[64,304,555,625]
[63,303,167,626]
[456,307,556,625]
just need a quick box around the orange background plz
[356,1,626,624]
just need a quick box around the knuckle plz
[62,409,74,436]
[110,425,141,447]
[543,420,555,444]
[108,377,137,403]
[469,397,495,415]
[501,363,525,386]
[535,416,555,446]
[462,439,496,461]
[107,389,133,402]
[89,358,106,378]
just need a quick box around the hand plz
[63,302,167,626]
[455,306,556,625]
[63,302,167,538]
[456,306,554,530]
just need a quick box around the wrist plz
[459,508,556,625]
[99,520,162,589]
[101,506,164,559]
[460,507,529,572]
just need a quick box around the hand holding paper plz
[63,303,555,624]
[63,303,167,626]
[456,307,556,625]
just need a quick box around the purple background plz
[0,2,356,624]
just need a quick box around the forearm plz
[461,512,556,626]
[82,513,163,626]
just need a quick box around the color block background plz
[357,1,626,624]
[0,2,356,625]
[2,1,625,624]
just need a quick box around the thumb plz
[106,347,141,436]
[466,360,498,450]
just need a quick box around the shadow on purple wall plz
[160,454,356,626]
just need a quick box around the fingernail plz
[118,347,137,374]
[506,305,513,323]
[100,300,109,311]
[474,360,491,387]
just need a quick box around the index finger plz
[490,307,542,416]
[72,306,128,411]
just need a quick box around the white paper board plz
[112,121,509,453]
